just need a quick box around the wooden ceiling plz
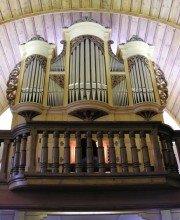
[0,0,179,125]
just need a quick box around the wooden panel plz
[72,12,81,23]
[131,0,142,13]
[91,0,101,8]
[41,0,53,11]
[8,0,22,17]
[24,17,36,40]
[150,0,162,18]
[52,13,64,54]
[14,20,28,44]
[138,18,148,41]
[0,0,13,20]
[164,30,180,80]
[82,0,91,8]
[51,0,61,9]
[3,23,21,64]
[19,0,32,14]
[112,0,121,10]
[118,14,130,43]
[159,0,173,20]
[111,14,120,53]
[33,15,46,39]
[30,0,42,12]
[72,0,80,9]
[44,14,56,44]
[102,0,112,9]
[141,0,151,15]
[0,25,16,67]
[168,0,180,24]
[62,13,72,27]
[121,0,131,11]
[102,12,111,28]
[91,12,101,23]
[152,22,166,62]
[158,27,175,69]
[128,16,139,39]
[61,0,71,9]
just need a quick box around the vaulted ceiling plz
[0,0,179,125]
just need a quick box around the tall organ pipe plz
[68,37,107,104]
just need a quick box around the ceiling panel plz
[0,0,179,125]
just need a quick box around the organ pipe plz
[128,56,155,104]
[68,36,107,104]
[20,55,47,104]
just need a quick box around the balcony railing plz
[0,121,179,190]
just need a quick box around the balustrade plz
[0,122,179,185]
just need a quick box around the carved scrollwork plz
[111,75,126,88]
[6,62,21,106]
[70,35,104,54]
[25,55,47,71]
[128,55,149,69]
[152,62,168,105]
[49,74,64,88]
[28,35,48,43]
[72,16,99,25]
[127,35,145,43]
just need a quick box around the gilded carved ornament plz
[152,62,168,105]
[70,35,104,54]
[6,62,21,106]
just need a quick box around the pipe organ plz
[128,55,155,104]
[20,55,47,104]
[69,36,107,103]
[6,19,168,123]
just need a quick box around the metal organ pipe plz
[68,37,107,104]
[20,55,46,104]
[128,56,155,104]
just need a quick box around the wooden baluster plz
[63,131,70,173]
[41,131,48,173]
[28,128,37,172]
[119,131,128,173]
[75,131,82,173]
[13,136,21,176]
[159,133,171,171]
[129,131,140,173]
[86,131,94,173]
[10,139,16,177]
[97,131,105,173]
[139,131,151,172]
[174,135,180,165]
[166,136,179,173]
[108,131,117,173]
[52,131,60,173]
[19,134,28,175]
[150,129,164,172]
[0,139,11,179]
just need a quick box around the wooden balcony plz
[0,121,180,210]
